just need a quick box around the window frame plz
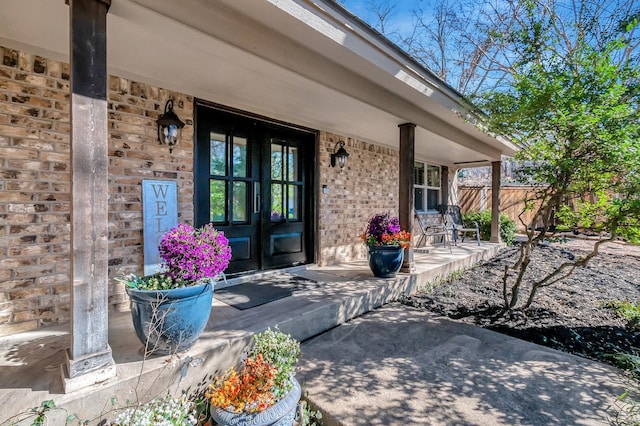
[414,161,441,213]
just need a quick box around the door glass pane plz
[414,162,425,185]
[427,189,440,210]
[415,187,425,211]
[287,147,298,181]
[210,179,226,222]
[210,132,226,176]
[271,144,283,180]
[233,136,247,177]
[287,185,299,220]
[427,165,440,187]
[232,181,247,222]
[271,183,283,221]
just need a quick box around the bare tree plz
[357,0,638,96]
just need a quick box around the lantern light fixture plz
[330,140,349,169]
[157,99,185,153]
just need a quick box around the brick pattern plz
[0,45,449,335]
[0,47,73,335]
[107,77,194,311]
[0,46,194,335]
[318,133,399,266]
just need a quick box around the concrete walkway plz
[297,303,626,426]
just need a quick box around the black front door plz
[194,104,315,276]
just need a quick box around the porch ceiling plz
[0,0,516,166]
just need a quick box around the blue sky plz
[338,0,421,38]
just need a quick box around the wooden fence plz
[458,185,541,231]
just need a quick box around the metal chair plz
[415,213,451,252]
[440,205,481,246]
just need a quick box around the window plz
[414,161,440,212]
[208,131,250,224]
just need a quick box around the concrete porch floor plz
[0,242,500,424]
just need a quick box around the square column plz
[490,160,501,243]
[399,123,416,273]
[62,0,116,392]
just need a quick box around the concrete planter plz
[210,378,302,426]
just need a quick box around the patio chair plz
[415,213,451,252]
[440,205,481,246]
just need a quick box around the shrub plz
[605,300,640,331]
[461,210,517,245]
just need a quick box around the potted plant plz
[360,212,411,278]
[118,223,232,354]
[111,392,198,425]
[206,328,302,426]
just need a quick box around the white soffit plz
[0,0,515,164]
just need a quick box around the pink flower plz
[158,223,232,282]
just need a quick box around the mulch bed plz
[400,238,640,368]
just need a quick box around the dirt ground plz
[401,238,640,369]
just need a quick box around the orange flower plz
[379,231,411,248]
[206,354,277,413]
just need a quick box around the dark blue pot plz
[126,281,213,354]
[368,245,404,278]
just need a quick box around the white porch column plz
[62,0,116,392]
[490,160,501,243]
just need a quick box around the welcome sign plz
[142,179,178,276]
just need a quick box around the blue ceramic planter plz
[126,281,213,354]
[368,245,404,278]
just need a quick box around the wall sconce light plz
[157,99,185,153]
[330,140,349,168]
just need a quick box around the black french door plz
[194,104,315,275]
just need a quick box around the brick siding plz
[0,46,193,335]
[318,133,399,265]
[0,45,413,335]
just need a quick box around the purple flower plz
[366,213,400,241]
[158,223,232,283]
[361,212,406,246]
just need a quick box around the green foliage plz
[605,300,640,331]
[30,400,55,426]
[4,400,86,426]
[249,328,301,399]
[461,210,517,245]
[610,350,640,425]
[473,3,640,310]
[499,215,518,246]
[116,273,193,291]
[478,16,640,245]
[297,398,323,426]
[609,352,640,377]
[614,388,640,426]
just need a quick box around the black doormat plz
[215,274,316,310]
